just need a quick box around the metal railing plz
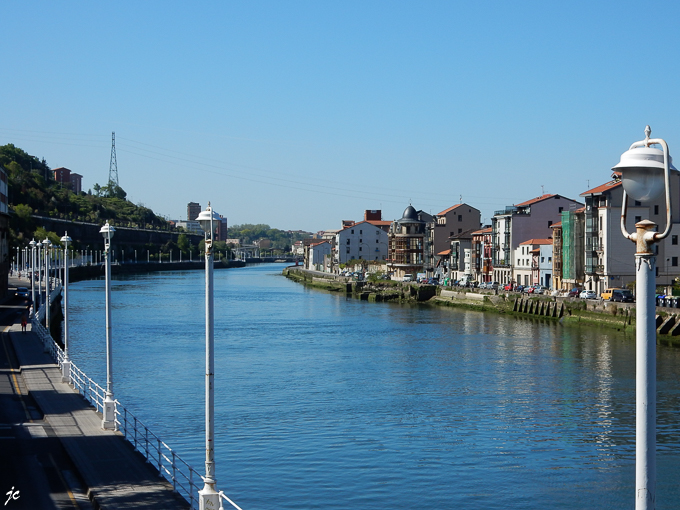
[30,314,243,510]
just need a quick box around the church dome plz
[401,205,418,221]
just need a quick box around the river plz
[65,263,680,509]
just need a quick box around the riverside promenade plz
[1,277,190,510]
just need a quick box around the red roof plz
[366,220,391,226]
[580,179,621,196]
[437,249,451,256]
[472,226,492,235]
[437,204,464,216]
[519,238,553,245]
[550,221,562,228]
[515,194,557,207]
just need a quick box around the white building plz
[336,221,389,266]
[306,241,332,272]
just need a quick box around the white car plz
[580,290,597,299]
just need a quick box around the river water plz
[65,263,680,509]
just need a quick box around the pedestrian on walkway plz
[21,314,27,333]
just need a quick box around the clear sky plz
[3,1,680,232]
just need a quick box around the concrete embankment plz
[283,267,680,346]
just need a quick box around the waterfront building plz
[387,205,427,280]
[559,207,585,292]
[448,229,477,282]
[580,171,680,296]
[492,194,583,286]
[550,221,563,290]
[429,203,481,276]
[304,240,332,272]
[471,226,493,283]
[335,221,389,267]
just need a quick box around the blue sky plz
[3,1,680,232]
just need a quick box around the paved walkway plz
[3,279,190,509]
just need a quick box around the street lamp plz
[61,233,72,383]
[42,238,52,328]
[195,202,220,509]
[29,239,36,313]
[613,125,675,510]
[100,221,117,430]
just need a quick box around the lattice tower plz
[108,131,119,190]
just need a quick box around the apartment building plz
[492,194,583,286]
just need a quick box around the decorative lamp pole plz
[42,239,52,327]
[29,239,36,313]
[195,202,221,509]
[613,126,675,510]
[60,233,72,383]
[100,221,117,430]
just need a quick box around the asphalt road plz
[0,293,93,510]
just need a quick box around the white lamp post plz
[29,239,36,312]
[100,221,117,430]
[195,202,221,510]
[613,125,675,510]
[42,238,52,328]
[61,233,72,383]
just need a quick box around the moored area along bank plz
[283,266,680,347]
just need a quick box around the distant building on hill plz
[53,167,82,194]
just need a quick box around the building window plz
[548,221,553,227]
[346,247,350,254]
[360,230,363,234]
[359,247,362,252]
[458,215,462,221]
[656,267,659,277]
[559,207,563,213]
[635,200,642,206]
[458,228,462,233]
[635,216,642,223]
[654,205,659,215]
[673,257,678,267]
[351,229,354,234]
[673,235,678,245]
[541,257,545,263]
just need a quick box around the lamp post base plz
[61,359,71,384]
[102,395,117,430]
[199,484,219,510]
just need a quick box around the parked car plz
[532,285,548,295]
[504,283,513,291]
[580,290,597,299]
[489,281,500,290]
[568,288,582,298]
[611,289,634,303]
[602,288,634,302]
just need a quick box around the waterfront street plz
[63,264,680,509]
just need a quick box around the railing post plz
[145,427,149,460]
[172,451,177,491]
[158,438,162,472]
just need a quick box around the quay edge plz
[282,267,680,347]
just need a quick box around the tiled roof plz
[472,226,492,235]
[550,221,562,228]
[437,249,451,256]
[437,204,464,215]
[580,179,621,196]
[366,220,392,226]
[519,238,553,245]
[515,194,557,207]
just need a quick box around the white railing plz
[30,315,243,510]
